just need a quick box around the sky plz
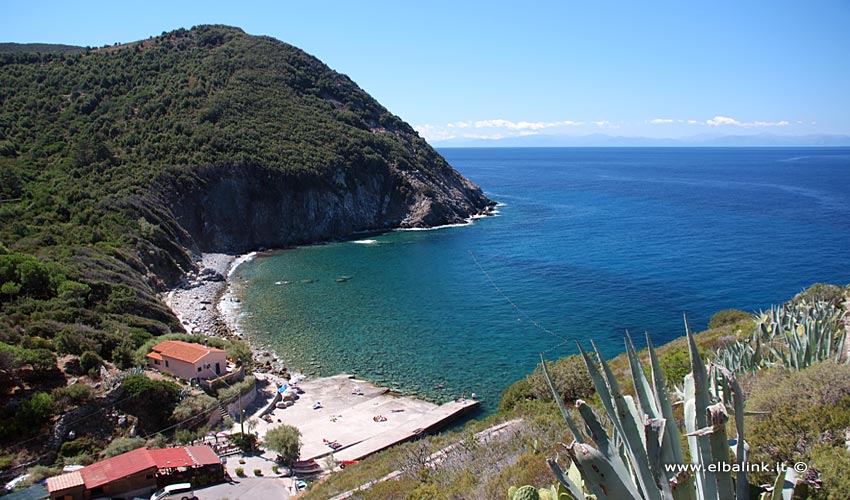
[4,1,850,144]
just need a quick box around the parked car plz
[150,482,197,500]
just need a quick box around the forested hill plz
[0,25,492,385]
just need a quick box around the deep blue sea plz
[230,148,850,413]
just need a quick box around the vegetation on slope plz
[0,24,489,464]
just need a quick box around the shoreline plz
[161,210,500,380]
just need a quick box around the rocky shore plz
[162,253,237,338]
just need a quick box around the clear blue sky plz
[4,0,849,143]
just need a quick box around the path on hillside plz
[327,418,524,500]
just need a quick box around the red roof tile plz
[185,445,222,466]
[46,471,84,492]
[150,340,225,364]
[148,445,220,468]
[50,446,220,492]
[79,447,156,489]
[149,448,193,468]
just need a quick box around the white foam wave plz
[352,239,379,244]
[228,251,257,278]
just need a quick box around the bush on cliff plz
[745,362,850,496]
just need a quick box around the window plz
[165,360,169,367]
[198,367,202,372]
[90,486,103,496]
[153,360,160,365]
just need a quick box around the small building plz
[146,340,227,380]
[46,445,223,500]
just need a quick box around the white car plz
[150,482,197,500]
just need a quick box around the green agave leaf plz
[591,341,663,500]
[685,315,720,500]
[546,458,587,500]
[625,333,660,419]
[565,442,642,500]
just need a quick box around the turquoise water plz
[230,148,850,413]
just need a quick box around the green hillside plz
[0,25,490,455]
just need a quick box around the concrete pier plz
[259,374,479,463]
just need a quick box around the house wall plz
[194,351,228,380]
[83,467,157,499]
[158,356,197,381]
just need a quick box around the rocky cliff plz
[165,161,491,253]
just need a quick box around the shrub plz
[272,464,279,474]
[231,432,257,452]
[708,308,751,329]
[118,374,180,432]
[791,283,845,307]
[102,437,145,457]
[217,376,255,402]
[55,329,98,355]
[22,347,56,372]
[658,344,692,384]
[253,468,262,476]
[235,467,245,477]
[59,437,98,457]
[526,355,593,406]
[16,392,55,425]
[172,393,217,427]
[79,350,104,376]
[175,429,196,445]
[499,378,534,413]
[57,280,90,305]
[21,335,53,350]
[145,434,167,449]
[25,465,62,484]
[110,342,135,369]
[745,362,850,493]
[52,384,95,409]
[810,444,850,500]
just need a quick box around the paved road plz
[194,477,291,500]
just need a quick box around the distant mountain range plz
[433,133,850,148]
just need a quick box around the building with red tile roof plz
[46,445,223,500]
[146,340,227,381]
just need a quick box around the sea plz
[227,148,850,414]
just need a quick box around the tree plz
[16,392,55,426]
[264,424,301,465]
[1,281,21,301]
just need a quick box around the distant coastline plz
[431,134,850,148]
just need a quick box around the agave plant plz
[539,318,797,500]
[715,300,845,374]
